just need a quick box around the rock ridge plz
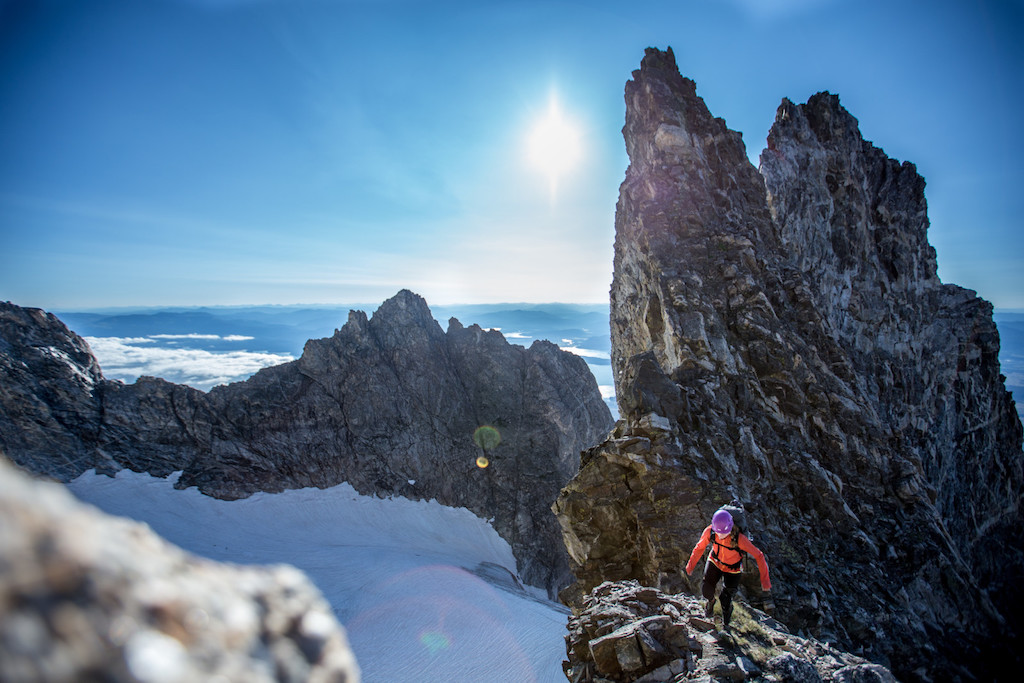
[554,47,1022,681]
[564,580,896,683]
[0,289,613,596]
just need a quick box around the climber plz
[685,507,771,627]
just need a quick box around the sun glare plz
[527,95,581,195]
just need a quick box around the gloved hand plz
[762,592,774,615]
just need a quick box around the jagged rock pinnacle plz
[555,47,1022,681]
[0,291,614,597]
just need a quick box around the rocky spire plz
[555,47,1022,681]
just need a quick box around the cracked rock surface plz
[1,290,612,596]
[563,580,896,683]
[555,47,1023,681]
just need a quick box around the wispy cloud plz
[1004,370,1023,389]
[559,346,610,360]
[150,334,219,340]
[85,337,293,392]
[149,333,255,342]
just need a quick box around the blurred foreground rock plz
[564,580,896,683]
[0,457,359,682]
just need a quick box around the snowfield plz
[68,469,569,682]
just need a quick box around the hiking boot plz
[705,597,716,618]
[723,603,734,626]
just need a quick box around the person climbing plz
[685,506,771,627]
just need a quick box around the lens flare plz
[419,630,451,655]
[476,456,490,469]
[473,425,501,450]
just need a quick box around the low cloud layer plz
[85,336,293,392]
[150,333,255,341]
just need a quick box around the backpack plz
[710,500,749,572]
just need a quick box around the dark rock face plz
[0,290,613,596]
[0,456,360,682]
[555,47,1023,681]
[0,304,107,480]
[564,580,896,683]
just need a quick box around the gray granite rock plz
[555,47,1022,681]
[563,580,893,683]
[0,290,613,596]
[0,456,359,682]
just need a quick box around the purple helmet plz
[711,509,733,535]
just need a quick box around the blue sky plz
[1,0,1022,309]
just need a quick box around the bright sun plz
[527,95,581,192]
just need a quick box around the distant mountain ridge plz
[54,302,618,418]
[1,290,614,596]
[57,302,1021,423]
[56,302,612,356]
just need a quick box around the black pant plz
[702,562,741,620]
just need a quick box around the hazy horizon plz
[26,300,1019,423]
[51,301,619,416]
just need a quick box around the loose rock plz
[563,580,894,682]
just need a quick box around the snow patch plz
[67,470,567,682]
[42,346,95,385]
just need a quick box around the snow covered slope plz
[68,470,569,682]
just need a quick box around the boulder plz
[563,580,894,682]
[0,456,359,682]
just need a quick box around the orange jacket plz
[685,525,772,591]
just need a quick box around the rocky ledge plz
[0,290,613,596]
[564,580,896,683]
